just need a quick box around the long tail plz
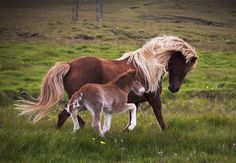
[15,62,70,123]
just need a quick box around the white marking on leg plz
[128,106,137,131]
[121,103,136,131]
[65,104,71,114]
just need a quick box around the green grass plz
[0,43,235,162]
[0,0,236,162]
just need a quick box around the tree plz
[96,0,102,21]
[72,0,80,21]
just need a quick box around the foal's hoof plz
[121,126,130,132]
[127,125,135,131]
[71,130,78,134]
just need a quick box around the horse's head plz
[167,52,197,93]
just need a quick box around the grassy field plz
[0,0,236,162]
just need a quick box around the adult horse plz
[17,36,198,131]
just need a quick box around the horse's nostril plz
[168,86,179,93]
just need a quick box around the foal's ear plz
[127,69,136,75]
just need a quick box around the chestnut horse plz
[16,36,198,131]
[66,70,145,136]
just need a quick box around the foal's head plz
[167,52,198,93]
[113,70,145,96]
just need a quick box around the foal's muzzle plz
[138,87,146,95]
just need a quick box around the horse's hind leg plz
[70,109,80,132]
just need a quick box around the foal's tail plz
[15,62,70,123]
[67,92,83,112]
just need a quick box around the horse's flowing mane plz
[117,36,198,92]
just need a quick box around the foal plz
[66,70,145,137]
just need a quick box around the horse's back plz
[64,56,104,97]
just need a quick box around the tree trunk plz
[72,0,80,21]
[96,0,102,21]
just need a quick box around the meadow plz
[0,0,236,162]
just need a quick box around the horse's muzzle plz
[168,85,179,93]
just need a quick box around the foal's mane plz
[111,70,136,90]
[117,36,198,92]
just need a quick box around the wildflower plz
[100,141,106,145]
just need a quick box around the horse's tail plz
[15,62,70,123]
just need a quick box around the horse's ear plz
[189,56,198,64]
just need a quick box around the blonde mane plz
[117,36,198,92]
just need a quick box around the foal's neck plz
[112,74,134,93]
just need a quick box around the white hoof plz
[71,130,77,134]
[128,124,136,131]
[72,127,80,133]
[100,132,105,137]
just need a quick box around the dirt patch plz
[72,34,96,40]
[110,28,156,40]
[129,6,138,9]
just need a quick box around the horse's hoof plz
[79,121,85,129]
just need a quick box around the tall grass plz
[0,43,235,162]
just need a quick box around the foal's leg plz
[87,105,103,137]
[57,107,85,129]
[92,111,103,137]
[123,103,139,131]
[102,112,112,135]
[126,104,137,131]
[117,103,137,131]
[70,109,80,132]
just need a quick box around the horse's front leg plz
[147,92,166,131]
[57,107,85,129]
